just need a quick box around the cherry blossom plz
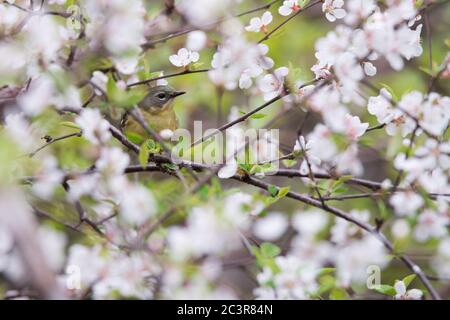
[342,114,368,141]
[322,0,347,22]
[245,11,273,33]
[258,66,289,101]
[253,212,288,241]
[414,209,449,243]
[169,48,200,68]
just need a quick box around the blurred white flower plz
[96,147,130,177]
[75,108,112,145]
[159,129,174,140]
[394,281,423,300]
[292,209,328,240]
[391,219,410,239]
[414,209,449,243]
[363,62,377,76]
[278,0,301,16]
[186,31,207,51]
[342,114,368,141]
[389,191,424,217]
[169,48,199,67]
[90,71,109,96]
[245,11,272,33]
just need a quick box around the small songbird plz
[121,85,185,139]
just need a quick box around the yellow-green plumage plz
[121,85,185,139]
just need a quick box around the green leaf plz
[373,284,396,296]
[402,274,416,288]
[329,288,350,300]
[260,242,281,258]
[249,113,266,119]
[60,121,80,129]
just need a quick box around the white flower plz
[363,62,377,76]
[278,0,301,16]
[186,31,207,51]
[159,129,174,140]
[322,0,346,22]
[245,11,272,33]
[414,209,449,243]
[432,238,450,278]
[331,210,370,244]
[258,67,288,101]
[253,212,288,241]
[345,0,376,25]
[343,114,368,140]
[32,156,64,200]
[90,71,109,96]
[119,184,157,225]
[292,209,328,239]
[389,191,424,217]
[391,219,410,239]
[96,147,130,176]
[335,236,388,286]
[169,48,200,67]
[76,108,111,145]
[394,281,423,300]
[218,159,238,179]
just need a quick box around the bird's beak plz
[172,91,186,98]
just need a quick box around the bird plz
[120,85,185,141]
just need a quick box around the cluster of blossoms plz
[0,0,449,301]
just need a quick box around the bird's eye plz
[156,93,166,100]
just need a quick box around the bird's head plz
[139,85,186,113]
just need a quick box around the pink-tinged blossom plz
[245,11,272,33]
[169,48,199,67]
[343,114,368,141]
[322,0,346,22]
[278,0,301,16]
[75,108,112,145]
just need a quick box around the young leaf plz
[402,274,416,288]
